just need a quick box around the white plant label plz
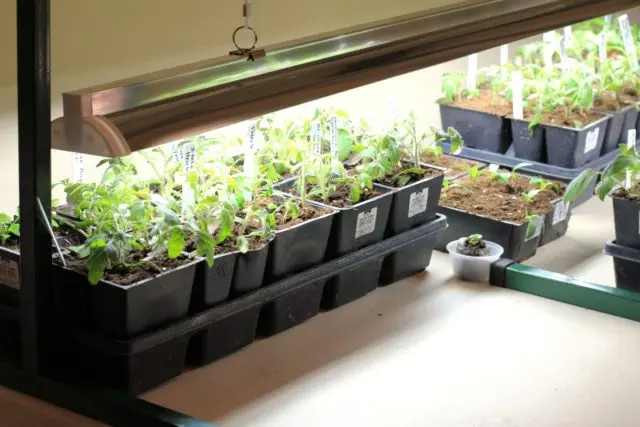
[355,207,378,239]
[311,120,321,155]
[72,152,85,183]
[387,99,399,131]
[329,116,339,159]
[526,215,543,241]
[500,44,509,66]
[512,71,524,120]
[408,188,429,218]
[543,32,554,71]
[466,54,478,91]
[0,259,19,290]
[618,14,638,69]
[559,36,569,70]
[563,26,573,46]
[552,201,570,225]
[626,129,636,189]
[599,31,608,64]
[172,143,184,163]
[584,127,600,153]
[604,15,612,27]
[181,142,196,217]
[244,123,258,179]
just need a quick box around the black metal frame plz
[9,1,215,425]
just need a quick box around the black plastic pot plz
[0,247,20,307]
[0,305,20,366]
[257,280,325,336]
[435,206,542,261]
[377,165,445,236]
[190,252,237,312]
[543,116,608,168]
[603,240,640,292]
[439,103,510,153]
[598,105,639,154]
[187,305,261,366]
[510,118,545,162]
[267,202,336,280]
[379,232,438,285]
[54,258,199,338]
[612,196,640,250]
[232,238,272,295]
[538,199,572,246]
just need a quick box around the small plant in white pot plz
[446,234,504,282]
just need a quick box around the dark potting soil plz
[290,182,381,209]
[523,105,602,128]
[2,225,86,251]
[440,174,560,223]
[456,238,490,257]
[375,164,443,188]
[448,91,512,116]
[60,252,191,286]
[420,153,480,176]
[612,185,640,202]
[252,197,332,230]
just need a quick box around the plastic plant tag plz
[525,215,543,241]
[500,44,509,66]
[72,152,84,183]
[512,71,524,120]
[552,201,570,225]
[618,14,638,69]
[408,188,429,218]
[0,258,19,290]
[181,142,196,217]
[559,36,569,71]
[355,207,378,239]
[598,31,608,64]
[604,14,612,27]
[171,143,184,163]
[563,26,572,46]
[311,120,321,155]
[626,129,636,189]
[466,53,478,92]
[329,115,338,159]
[387,99,399,131]
[584,127,600,153]
[542,32,554,71]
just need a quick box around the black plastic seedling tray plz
[604,240,640,292]
[438,140,640,207]
[67,214,448,395]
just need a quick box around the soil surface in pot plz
[375,164,443,188]
[441,173,564,223]
[456,238,490,256]
[3,224,86,251]
[253,197,332,230]
[612,185,640,202]
[289,181,381,208]
[523,105,602,128]
[594,87,640,111]
[58,252,191,286]
[420,153,480,176]
[447,91,512,116]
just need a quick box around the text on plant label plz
[0,259,19,290]
[408,188,429,218]
[584,127,600,153]
[329,116,338,158]
[552,201,569,225]
[311,120,321,155]
[355,207,378,239]
[72,152,85,183]
[467,54,478,91]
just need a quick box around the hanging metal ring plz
[232,26,258,51]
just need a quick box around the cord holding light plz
[229,0,266,61]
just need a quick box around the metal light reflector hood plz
[52,0,638,157]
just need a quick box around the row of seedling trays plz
[0,165,450,394]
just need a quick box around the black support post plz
[16,0,54,375]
